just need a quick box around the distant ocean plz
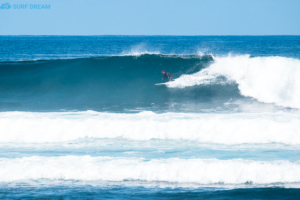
[0,36,300,199]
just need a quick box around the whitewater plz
[1,36,300,199]
[1,111,300,145]
[169,55,300,108]
[1,156,300,185]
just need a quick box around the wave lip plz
[171,55,300,109]
[121,50,161,56]
[0,156,300,186]
[1,111,300,145]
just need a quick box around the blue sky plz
[0,0,299,35]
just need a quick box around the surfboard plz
[155,79,176,85]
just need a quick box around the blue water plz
[1,36,300,199]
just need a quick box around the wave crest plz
[170,55,300,108]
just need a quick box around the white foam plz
[169,55,300,108]
[121,43,161,56]
[0,156,300,185]
[1,111,300,145]
[122,50,161,56]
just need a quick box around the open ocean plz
[0,36,300,199]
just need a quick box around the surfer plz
[161,70,173,82]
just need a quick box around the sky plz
[0,0,299,35]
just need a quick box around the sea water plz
[0,36,300,199]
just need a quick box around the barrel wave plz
[1,53,299,112]
[0,54,221,112]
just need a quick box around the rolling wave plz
[1,111,300,145]
[1,155,300,186]
[0,54,227,112]
[0,54,299,111]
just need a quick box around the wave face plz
[3,54,300,112]
[0,54,234,112]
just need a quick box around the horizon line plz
[0,35,300,37]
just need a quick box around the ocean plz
[0,36,300,199]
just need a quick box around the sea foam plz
[169,55,300,108]
[0,156,300,185]
[0,111,300,144]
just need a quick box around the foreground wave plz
[1,111,300,145]
[1,155,300,186]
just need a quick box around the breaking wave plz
[1,155,300,186]
[170,55,300,109]
[1,111,300,145]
